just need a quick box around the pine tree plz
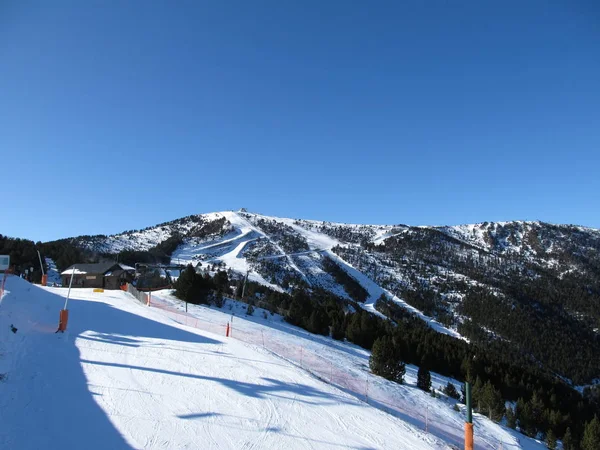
[174,265,196,301]
[529,392,545,433]
[214,290,224,308]
[545,429,556,450]
[582,415,600,450]
[473,377,484,411]
[506,406,517,429]
[369,336,405,383]
[480,381,504,422]
[562,427,573,450]
[443,382,460,400]
[417,365,431,392]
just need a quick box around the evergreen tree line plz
[0,235,45,282]
[107,233,184,267]
[173,265,231,306]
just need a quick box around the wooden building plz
[61,262,135,290]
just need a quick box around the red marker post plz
[57,267,75,332]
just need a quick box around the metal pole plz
[64,267,75,310]
[241,270,249,299]
[466,382,472,423]
[465,381,474,450]
[37,250,45,276]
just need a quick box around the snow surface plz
[45,257,62,285]
[60,268,87,275]
[1,277,456,450]
[149,289,545,450]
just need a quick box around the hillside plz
[54,210,600,386]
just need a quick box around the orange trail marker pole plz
[465,423,474,450]
[57,267,75,332]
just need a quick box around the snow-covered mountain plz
[59,210,600,384]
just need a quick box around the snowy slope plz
[0,277,451,450]
[150,289,546,450]
[45,257,62,285]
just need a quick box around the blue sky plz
[1,1,599,242]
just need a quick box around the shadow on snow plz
[0,281,219,450]
[80,359,351,406]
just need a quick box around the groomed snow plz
[0,277,452,450]
[149,289,546,450]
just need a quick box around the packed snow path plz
[0,277,448,450]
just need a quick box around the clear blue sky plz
[1,1,599,242]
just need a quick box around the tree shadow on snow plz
[81,359,351,406]
[67,300,220,346]
[0,282,220,450]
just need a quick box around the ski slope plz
[44,257,62,285]
[0,277,450,450]
[150,290,545,450]
[167,211,463,338]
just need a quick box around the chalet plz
[61,262,135,289]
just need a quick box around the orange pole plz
[58,309,69,332]
[465,422,473,450]
[226,322,230,337]
[41,274,48,286]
